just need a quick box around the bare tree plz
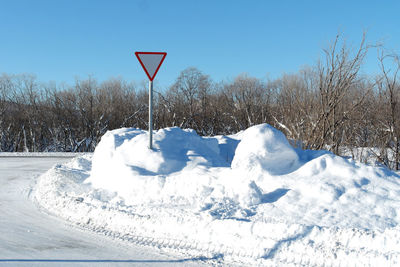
[169,67,212,131]
[223,74,269,131]
[270,68,318,147]
[376,50,400,169]
[306,33,370,153]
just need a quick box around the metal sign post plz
[135,51,167,149]
[148,80,153,149]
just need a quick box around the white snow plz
[34,124,400,265]
[231,123,299,175]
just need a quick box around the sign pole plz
[149,80,153,149]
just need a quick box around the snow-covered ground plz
[34,124,400,266]
[0,155,213,266]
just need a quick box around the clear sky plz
[1,0,399,89]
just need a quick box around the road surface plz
[0,155,209,266]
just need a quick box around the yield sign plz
[135,52,167,81]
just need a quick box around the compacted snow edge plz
[34,162,400,266]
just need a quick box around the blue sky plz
[1,0,399,89]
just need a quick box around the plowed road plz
[0,156,206,266]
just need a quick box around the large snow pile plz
[35,124,400,265]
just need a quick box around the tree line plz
[1,34,400,170]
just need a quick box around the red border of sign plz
[135,52,167,81]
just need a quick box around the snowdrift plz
[35,124,400,265]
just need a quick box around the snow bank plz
[34,124,400,265]
[231,123,299,174]
[85,127,232,206]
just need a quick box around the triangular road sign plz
[135,52,167,81]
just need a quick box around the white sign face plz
[135,52,167,81]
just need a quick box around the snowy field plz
[0,155,212,266]
[32,124,400,266]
